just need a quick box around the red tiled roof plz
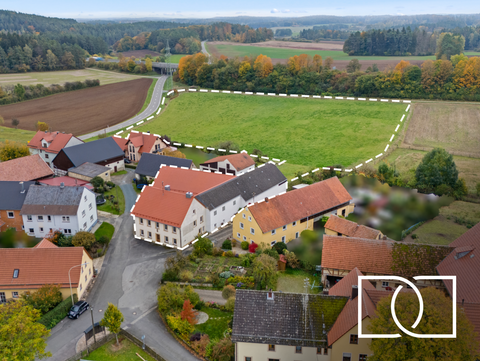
[329,267,376,297]
[201,153,255,171]
[28,131,79,154]
[462,303,480,347]
[0,247,90,289]
[0,154,54,181]
[325,215,382,239]
[128,131,162,154]
[34,238,58,249]
[151,166,232,195]
[322,235,394,275]
[38,176,93,190]
[112,136,128,151]
[248,177,352,233]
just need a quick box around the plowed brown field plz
[0,78,151,136]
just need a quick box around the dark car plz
[68,301,89,319]
[124,158,132,164]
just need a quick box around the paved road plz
[195,289,226,305]
[201,41,212,64]
[208,224,233,246]
[45,170,199,361]
[78,75,167,140]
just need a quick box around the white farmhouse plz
[27,131,83,168]
[20,184,98,238]
[200,153,255,175]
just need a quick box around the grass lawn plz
[135,93,405,172]
[0,126,36,144]
[404,216,469,245]
[97,186,125,215]
[111,170,128,176]
[439,201,480,224]
[180,147,216,167]
[94,222,115,241]
[194,306,233,340]
[136,78,158,115]
[277,268,321,294]
[83,337,156,361]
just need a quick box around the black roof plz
[232,290,348,347]
[61,138,124,167]
[0,181,35,210]
[195,163,287,210]
[135,153,193,178]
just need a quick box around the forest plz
[299,27,351,41]
[176,52,480,101]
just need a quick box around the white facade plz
[236,342,331,361]
[104,159,125,172]
[200,159,255,176]
[22,188,98,238]
[30,137,83,168]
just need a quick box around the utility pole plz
[90,305,97,343]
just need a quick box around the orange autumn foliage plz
[253,54,273,78]
[180,300,198,325]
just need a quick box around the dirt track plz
[209,40,344,51]
[0,78,152,136]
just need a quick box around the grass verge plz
[111,170,128,176]
[277,268,321,294]
[97,186,125,215]
[194,306,233,340]
[404,216,469,245]
[94,222,115,241]
[0,125,37,144]
[83,337,156,361]
[136,78,158,115]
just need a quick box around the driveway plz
[45,169,199,361]
[195,289,226,305]
[79,75,167,140]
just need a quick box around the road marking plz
[211,90,219,93]
[126,125,133,130]
[290,94,298,97]
[146,116,154,120]
[291,177,298,181]
[301,172,310,177]
[302,95,310,98]
[356,164,363,169]
[324,96,332,99]
[406,104,410,112]
[189,88,197,92]
[136,121,144,125]
[156,107,161,115]
[369,98,377,101]
[312,168,320,173]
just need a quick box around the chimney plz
[165,185,170,191]
[20,181,25,193]
[186,192,193,199]
[267,289,274,301]
[60,182,65,189]
[265,197,269,203]
[352,285,358,299]
[147,131,150,134]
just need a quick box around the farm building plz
[27,131,83,168]
[135,153,194,181]
[123,131,168,162]
[68,162,111,182]
[324,215,385,240]
[38,176,93,190]
[0,154,53,182]
[199,153,255,175]
[52,137,125,173]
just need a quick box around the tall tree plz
[415,148,458,193]
[100,303,124,346]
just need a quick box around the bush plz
[263,248,279,260]
[225,275,255,289]
[225,297,235,312]
[283,249,300,269]
[162,251,189,282]
[222,239,232,250]
[241,241,249,250]
[157,283,200,314]
[91,176,104,189]
[231,239,237,247]
[191,334,210,357]
[194,300,205,311]
[212,247,223,256]
[38,294,78,329]
[180,270,193,282]
[166,314,195,339]
[97,235,109,245]
[72,231,96,250]
[222,285,236,300]
[225,251,234,257]
[240,253,256,267]
[21,284,63,315]
[273,242,287,255]
[412,234,418,239]
[211,337,235,361]
[193,236,213,257]
[320,216,330,227]
[248,242,258,253]
[219,271,234,279]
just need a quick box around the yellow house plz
[0,239,94,303]
[232,176,354,247]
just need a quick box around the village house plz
[135,153,194,181]
[38,176,93,191]
[114,131,168,162]
[0,154,53,182]
[232,289,347,361]
[0,240,93,303]
[27,131,83,167]
[200,153,255,175]
[232,177,353,247]
[325,215,385,239]
[68,162,112,183]
[20,185,97,238]
[0,181,35,233]
[52,137,125,174]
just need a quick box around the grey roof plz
[69,162,110,178]
[61,137,124,167]
[195,163,287,210]
[0,181,35,210]
[232,290,348,347]
[20,185,87,215]
[135,153,193,178]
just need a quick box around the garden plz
[83,337,156,361]
[92,176,125,215]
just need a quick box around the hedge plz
[38,294,78,329]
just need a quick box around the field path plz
[79,75,167,140]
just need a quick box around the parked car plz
[68,300,89,319]
[124,158,132,164]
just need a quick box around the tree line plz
[299,27,351,41]
[176,52,480,101]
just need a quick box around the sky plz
[1,0,479,20]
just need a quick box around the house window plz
[7,211,14,218]
[64,229,72,234]
[214,210,217,216]
[173,239,177,244]
[245,358,251,361]
[282,225,287,231]
[248,216,251,222]
[29,228,34,233]
[62,216,70,222]
[271,241,276,246]
[80,284,82,291]
[359,355,367,361]
[139,218,144,224]
[12,291,19,298]
[83,222,87,229]
[38,215,43,221]
[233,200,236,206]
[342,354,352,361]
[293,221,297,226]
[295,346,302,354]
[85,275,87,282]
[147,220,151,226]
[250,228,255,235]
[165,236,169,243]
[324,348,328,355]
[89,268,91,275]
[268,344,275,351]
[27,215,32,221]
[200,217,203,223]
[173,227,177,233]
[242,214,245,219]
[282,236,286,242]
[82,210,86,217]
[193,209,196,215]
[90,215,94,222]
[271,229,276,235]
[214,223,217,228]
[84,196,87,202]
[13,269,19,278]
[156,222,159,228]
[342,209,346,216]
[39,227,44,232]
[295,232,299,238]
[0,293,6,303]
[243,236,246,241]
[222,206,225,211]
[148,232,152,238]
[47,215,51,221]
[89,203,92,210]
[193,220,197,226]
[240,222,244,230]
[382,282,389,288]
[45,154,49,159]
[164,224,168,231]
[140,230,144,236]
[350,334,358,344]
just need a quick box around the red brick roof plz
[248,177,352,233]
[0,247,90,289]
[325,215,382,239]
[38,176,93,190]
[0,154,54,181]
[202,153,255,171]
[34,238,58,249]
[28,131,79,154]
[329,267,376,297]
[112,136,128,151]
[322,235,394,275]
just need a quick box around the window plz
[200,217,203,223]
[139,218,144,224]
[89,203,92,210]
[240,222,244,230]
[214,210,217,216]
[90,215,94,222]
[214,223,217,228]
[271,229,276,235]
[45,153,49,159]
[242,214,246,219]
[295,346,302,354]
[243,236,247,241]
[47,215,51,221]
[282,236,286,242]
[38,215,44,221]
[83,222,87,229]
[13,269,19,278]
[237,233,241,237]
[359,355,367,361]
[82,210,86,217]
[295,232,299,238]
[29,228,34,233]
[80,284,82,291]
[12,291,19,298]
[268,345,275,351]
[350,334,358,344]
[7,211,14,218]
[140,230,144,236]
[85,275,87,282]
[193,209,196,215]
[342,354,352,361]
[147,220,151,226]
[84,196,87,202]
[173,239,177,245]
[148,232,152,238]
[382,281,389,287]
[27,215,32,221]
[271,241,276,246]
[89,268,91,275]
[248,216,252,222]
[324,348,328,355]
[64,229,72,234]
[293,221,297,226]
[250,228,255,235]
[39,227,44,232]
[165,236,169,243]
[193,220,197,226]
[62,216,70,222]
[156,222,159,228]
[222,206,225,211]
[164,224,168,231]
[173,227,177,233]
[82,267,84,274]
[233,200,236,206]
[317,347,322,354]
[245,358,251,361]
[0,293,6,303]
[282,225,287,231]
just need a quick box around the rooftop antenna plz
[165,39,173,91]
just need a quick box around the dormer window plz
[43,143,48,148]
[13,269,19,278]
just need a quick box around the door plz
[114,166,117,172]
[156,234,160,242]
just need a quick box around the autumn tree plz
[324,56,334,70]
[287,54,312,74]
[0,301,51,360]
[421,60,436,92]
[36,121,49,131]
[11,118,19,129]
[394,60,411,73]
[180,299,198,325]
[222,285,236,300]
[436,33,465,60]
[163,148,186,159]
[21,284,63,315]
[211,337,235,361]
[100,303,124,346]
[346,58,361,73]
[313,54,323,72]
[145,58,153,72]
[368,287,479,361]
[252,254,277,289]
[253,54,273,78]
[238,60,251,77]
[0,140,30,161]
[71,231,96,250]
[415,148,458,194]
